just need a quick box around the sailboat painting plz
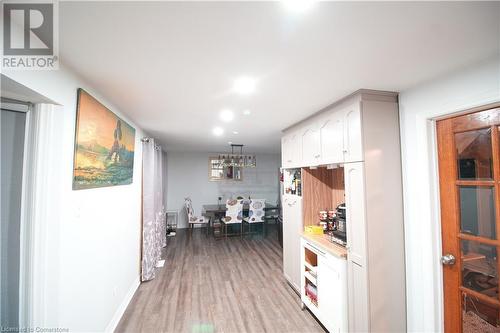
[73,89,136,190]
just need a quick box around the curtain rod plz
[141,137,162,150]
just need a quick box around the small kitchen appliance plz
[330,203,347,246]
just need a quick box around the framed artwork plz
[72,88,136,190]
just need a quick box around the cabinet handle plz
[315,154,320,158]
[343,150,348,153]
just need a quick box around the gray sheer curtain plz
[141,138,166,281]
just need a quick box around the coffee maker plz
[330,203,347,246]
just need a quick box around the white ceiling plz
[59,1,500,153]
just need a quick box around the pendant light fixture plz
[218,144,256,168]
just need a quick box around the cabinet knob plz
[343,150,348,153]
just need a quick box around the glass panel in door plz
[459,186,497,239]
[461,239,498,298]
[462,293,500,332]
[455,128,493,180]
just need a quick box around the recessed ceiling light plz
[233,131,239,135]
[243,110,251,116]
[233,76,257,95]
[219,109,234,122]
[283,0,316,12]
[212,127,224,136]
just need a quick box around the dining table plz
[202,202,278,216]
[202,202,279,238]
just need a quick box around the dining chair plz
[221,199,244,239]
[184,197,210,236]
[264,199,281,238]
[244,199,266,237]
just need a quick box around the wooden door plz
[437,107,500,333]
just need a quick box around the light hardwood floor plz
[116,228,326,333]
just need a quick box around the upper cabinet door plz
[343,104,363,163]
[290,132,302,167]
[319,112,344,165]
[281,136,292,168]
[301,124,321,166]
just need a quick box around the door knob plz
[441,254,456,265]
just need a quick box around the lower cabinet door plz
[282,196,294,283]
[347,260,369,332]
[318,255,348,333]
[282,195,302,291]
[290,198,303,290]
[344,162,367,265]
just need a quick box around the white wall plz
[3,66,145,331]
[166,152,280,228]
[399,55,500,332]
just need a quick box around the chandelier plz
[218,144,256,168]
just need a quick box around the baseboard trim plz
[105,277,140,332]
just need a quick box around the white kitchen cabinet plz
[300,238,348,333]
[347,260,369,333]
[319,111,344,165]
[344,162,366,265]
[282,90,406,332]
[290,132,302,168]
[282,132,302,168]
[282,194,302,291]
[301,124,321,166]
[281,135,292,168]
[281,132,302,168]
[342,103,363,163]
[318,255,348,333]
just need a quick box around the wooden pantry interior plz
[281,90,406,332]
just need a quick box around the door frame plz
[0,98,60,328]
[19,103,62,328]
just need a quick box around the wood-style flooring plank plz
[116,229,326,333]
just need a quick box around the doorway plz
[0,101,28,328]
[437,107,500,333]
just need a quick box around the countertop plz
[301,232,348,259]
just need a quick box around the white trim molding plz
[19,103,62,328]
[105,278,140,333]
